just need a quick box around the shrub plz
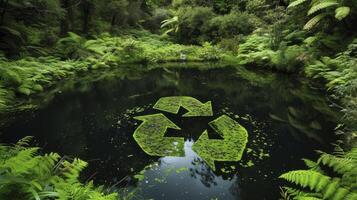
[218,36,241,55]
[204,11,262,42]
[271,45,308,72]
[175,6,215,44]
[197,42,223,61]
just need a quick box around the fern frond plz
[283,186,322,199]
[345,147,357,160]
[280,170,331,192]
[288,0,309,8]
[304,14,326,30]
[61,159,88,184]
[280,170,357,200]
[302,159,324,173]
[318,153,355,175]
[15,136,34,147]
[335,7,350,20]
[308,1,338,16]
[2,147,40,174]
[296,197,323,200]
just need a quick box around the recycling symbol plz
[133,96,248,170]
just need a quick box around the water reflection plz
[127,140,240,200]
[0,65,339,199]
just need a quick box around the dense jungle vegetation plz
[0,0,356,199]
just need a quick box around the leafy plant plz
[55,32,91,59]
[0,137,118,200]
[161,16,179,35]
[280,146,357,200]
[288,0,352,30]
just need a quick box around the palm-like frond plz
[308,1,338,16]
[288,0,309,8]
[304,14,326,30]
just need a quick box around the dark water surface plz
[0,65,339,200]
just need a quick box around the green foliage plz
[271,45,308,72]
[0,31,230,112]
[161,16,179,35]
[0,56,86,97]
[218,36,241,55]
[288,0,309,8]
[0,137,118,200]
[305,40,357,91]
[280,147,357,200]
[307,1,339,16]
[56,32,91,59]
[288,0,352,30]
[335,7,351,21]
[204,11,262,41]
[237,34,276,67]
[175,6,215,44]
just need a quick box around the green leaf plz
[304,14,327,30]
[308,1,338,16]
[288,0,309,8]
[335,7,350,20]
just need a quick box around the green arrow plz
[133,113,184,157]
[192,115,248,171]
[153,96,213,117]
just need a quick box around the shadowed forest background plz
[0,0,356,199]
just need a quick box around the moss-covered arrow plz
[133,113,184,157]
[153,96,213,117]
[192,115,248,171]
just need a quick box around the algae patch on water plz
[192,115,248,171]
[133,97,250,171]
[153,96,213,117]
[133,113,184,157]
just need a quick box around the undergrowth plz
[0,137,118,200]
[0,31,229,113]
[279,146,357,200]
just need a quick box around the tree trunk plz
[111,13,117,31]
[0,0,9,25]
[81,0,92,35]
[60,0,70,36]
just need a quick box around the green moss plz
[175,167,189,173]
[153,96,213,117]
[192,115,248,171]
[133,113,184,157]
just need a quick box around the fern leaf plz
[303,159,325,174]
[280,170,331,192]
[345,147,357,160]
[330,187,351,200]
[16,136,34,147]
[296,197,323,200]
[304,14,326,30]
[322,179,340,199]
[335,7,350,20]
[318,153,354,175]
[283,187,322,199]
[308,1,338,16]
[288,0,309,8]
[344,193,357,200]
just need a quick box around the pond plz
[0,64,340,200]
